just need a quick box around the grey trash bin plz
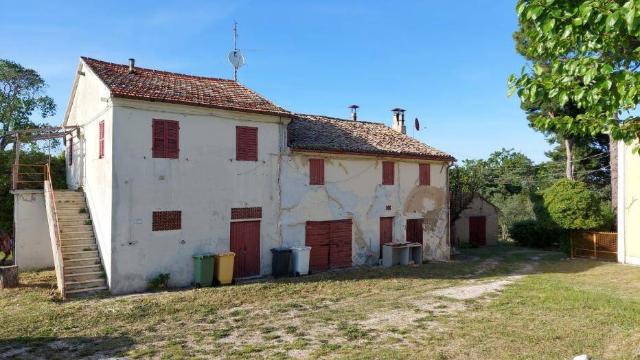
[291,246,311,276]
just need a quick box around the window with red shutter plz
[309,158,325,185]
[419,163,431,186]
[98,121,105,159]
[236,126,258,161]
[152,119,180,159]
[382,161,394,185]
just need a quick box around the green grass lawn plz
[1,244,639,359]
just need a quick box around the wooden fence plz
[571,231,617,261]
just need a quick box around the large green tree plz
[0,59,56,150]
[509,0,640,143]
[509,0,640,212]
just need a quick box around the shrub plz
[542,179,604,230]
[509,219,567,249]
[148,273,170,291]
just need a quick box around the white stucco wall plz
[280,154,451,263]
[12,190,54,269]
[108,99,288,294]
[619,141,640,264]
[64,61,114,287]
[454,195,499,246]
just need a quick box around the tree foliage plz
[0,150,66,233]
[509,0,640,146]
[0,59,56,150]
[542,179,605,230]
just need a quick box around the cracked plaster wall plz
[280,154,451,264]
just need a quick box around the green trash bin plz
[193,253,215,287]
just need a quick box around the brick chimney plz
[391,108,406,134]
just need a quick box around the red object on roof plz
[81,57,290,117]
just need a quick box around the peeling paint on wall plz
[280,154,450,266]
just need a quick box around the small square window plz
[152,211,182,231]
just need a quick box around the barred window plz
[231,207,262,220]
[152,211,182,231]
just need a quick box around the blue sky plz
[1,0,552,162]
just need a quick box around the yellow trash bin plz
[214,252,235,285]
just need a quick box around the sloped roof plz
[81,57,290,117]
[288,114,454,161]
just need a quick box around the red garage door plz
[469,216,487,246]
[305,219,352,272]
[230,221,261,278]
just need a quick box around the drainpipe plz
[446,161,453,260]
[617,140,625,264]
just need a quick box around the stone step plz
[64,257,102,267]
[60,230,94,238]
[65,264,103,275]
[66,278,106,291]
[66,285,108,297]
[59,225,93,233]
[55,191,85,196]
[57,210,89,216]
[62,243,97,251]
[60,235,95,244]
[64,271,104,283]
[63,250,99,260]
[57,215,91,222]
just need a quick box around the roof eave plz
[289,147,455,162]
[111,93,292,118]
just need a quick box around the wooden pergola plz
[6,126,77,190]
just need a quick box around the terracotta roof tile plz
[81,57,290,116]
[288,114,454,161]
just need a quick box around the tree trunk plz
[610,133,618,212]
[565,138,575,180]
[0,265,18,289]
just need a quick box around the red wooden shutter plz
[166,120,179,159]
[419,163,430,186]
[152,119,179,159]
[382,161,394,185]
[152,119,165,158]
[68,134,73,165]
[98,121,105,159]
[236,126,258,161]
[309,158,325,185]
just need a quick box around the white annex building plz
[13,57,455,296]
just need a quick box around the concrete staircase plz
[55,190,108,297]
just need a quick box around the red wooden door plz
[406,218,424,244]
[469,216,486,246]
[305,220,353,271]
[329,220,352,268]
[379,217,394,259]
[305,222,331,271]
[230,221,261,278]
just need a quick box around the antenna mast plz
[228,21,245,81]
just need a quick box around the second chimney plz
[128,58,135,73]
[349,104,359,121]
[391,108,406,134]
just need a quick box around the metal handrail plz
[44,163,66,299]
[11,164,47,190]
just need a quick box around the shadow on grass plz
[249,243,606,287]
[0,335,134,359]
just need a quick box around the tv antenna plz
[228,21,245,81]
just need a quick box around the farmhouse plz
[452,193,498,247]
[618,141,640,265]
[12,57,454,296]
